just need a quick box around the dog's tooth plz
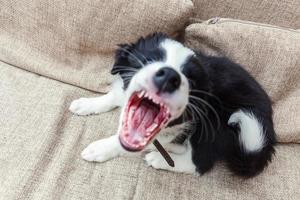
[146,123,158,133]
[146,132,152,137]
[138,91,145,98]
[124,131,128,136]
[141,140,147,146]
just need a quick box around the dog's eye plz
[187,79,196,88]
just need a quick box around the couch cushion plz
[0,0,193,92]
[192,0,300,29]
[184,18,300,143]
[1,62,300,200]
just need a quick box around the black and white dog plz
[69,33,276,177]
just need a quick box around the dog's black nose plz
[153,67,181,93]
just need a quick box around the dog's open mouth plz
[119,91,171,151]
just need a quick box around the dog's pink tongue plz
[131,102,159,134]
[130,102,159,134]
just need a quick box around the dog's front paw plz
[144,151,170,170]
[69,98,96,116]
[81,139,116,162]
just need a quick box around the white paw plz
[144,151,170,170]
[81,138,117,162]
[69,98,97,116]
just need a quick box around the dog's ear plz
[111,43,135,75]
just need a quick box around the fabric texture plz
[1,62,300,200]
[192,0,300,29]
[184,18,300,143]
[0,0,194,93]
[1,1,300,199]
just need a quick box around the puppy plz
[69,33,276,177]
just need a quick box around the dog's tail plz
[227,109,276,178]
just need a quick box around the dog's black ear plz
[111,33,168,75]
[111,43,135,75]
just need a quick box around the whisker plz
[187,103,208,142]
[122,76,133,82]
[186,105,197,122]
[189,95,221,130]
[189,99,217,143]
[182,109,187,124]
[190,89,222,105]
[190,109,205,142]
[113,65,139,71]
[199,109,215,143]
[132,49,154,64]
[123,77,132,82]
[119,73,135,76]
[113,72,136,76]
[122,76,133,81]
[121,72,133,76]
[112,68,138,73]
[112,69,137,79]
[120,74,134,79]
[189,100,217,143]
[189,102,209,142]
[118,47,145,67]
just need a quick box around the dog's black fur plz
[186,54,276,177]
[112,33,276,178]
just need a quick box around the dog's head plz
[112,33,209,151]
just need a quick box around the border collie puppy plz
[69,33,276,177]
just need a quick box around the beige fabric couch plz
[0,0,299,199]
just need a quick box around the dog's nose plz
[153,67,181,93]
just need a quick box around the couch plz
[0,0,299,199]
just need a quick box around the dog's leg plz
[81,133,187,163]
[69,78,124,115]
[81,134,128,162]
[144,143,196,174]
